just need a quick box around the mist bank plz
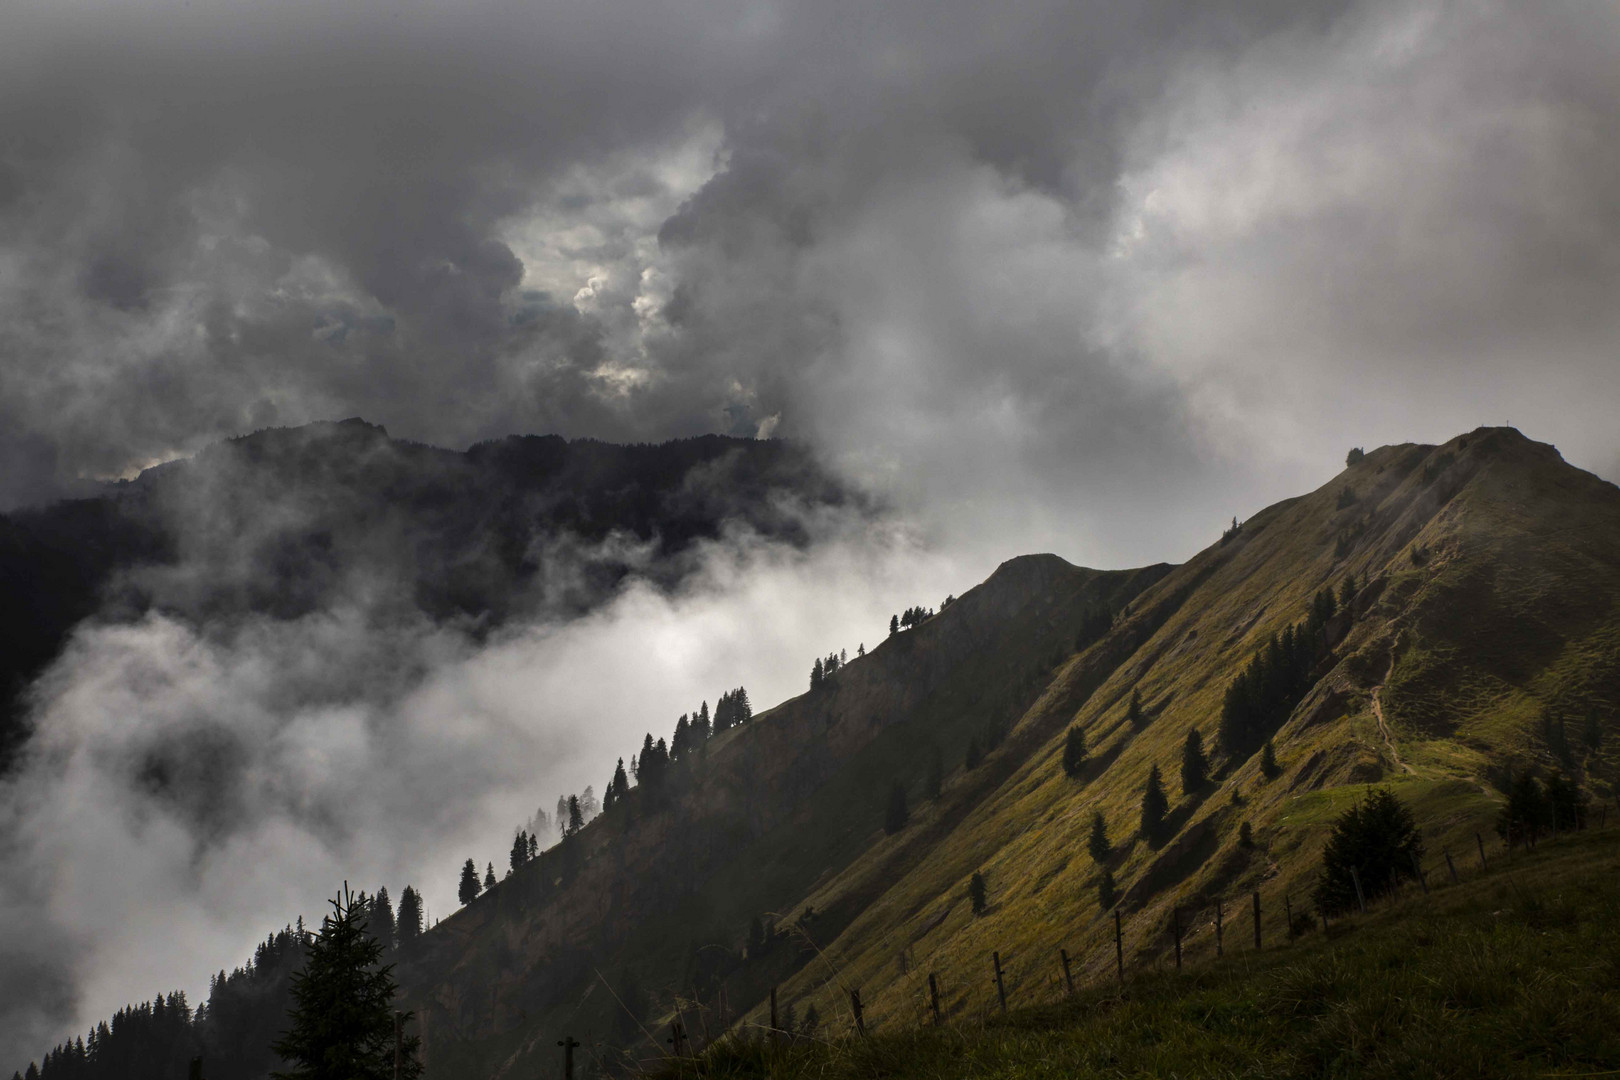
[0,424,972,1069]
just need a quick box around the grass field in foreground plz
[662,826,1620,1079]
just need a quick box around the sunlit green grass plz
[667,827,1620,1079]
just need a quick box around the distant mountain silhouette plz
[0,419,859,766]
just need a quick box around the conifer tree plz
[890,614,900,636]
[693,702,712,742]
[1087,810,1110,862]
[884,781,909,834]
[1338,574,1357,613]
[969,872,988,916]
[1140,764,1168,842]
[370,887,396,951]
[735,686,752,723]
[671,714,691,761]
[397,887,423,947]
[527,833,539,860]
[1313,787,1421,914]
[567,795,584,836]
[1260,739,1281,779]
[810,656,824,690]
[1126,688,1144,727]
[510,832,529,873]
[483,863,496,891]
[610,758,630,806]
[271,885,421,1080]
[457,860,481,905]
[1062,725,1086,778]
[1180,729,1209,794]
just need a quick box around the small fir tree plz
[810,656,825,690]
[1260,739,1282,779]
[271,884,421,1080]
[369,887,396,951]
[567,795,584,837]
[1312,787,1422,914]
[969,872,988,916]
[1180,729,1210,794]
[1238,820,1254,848]
[1087,810,1110,862]
[483,863,496,891]
[884,781,909,835]
[1062,726,1086,779]
[1338,575,1357,614]
[396,887,423,947]
[890,614,900,636]
[1140,764,1168,843]
[457,859,481,905]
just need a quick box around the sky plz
[3,0,1620,1067]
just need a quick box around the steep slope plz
[396,555,1168,1076]
[744,428,1620,1034]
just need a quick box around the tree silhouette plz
[457,860,481,905]
[369,888,395,951]
[271,884,420,1080]
[1126,688,1144,728]
[1260,739,1281,779]
[810,656,824,690]
[1062,726,1086,778]
[1313,787,1421,914]
[1087,811,1110,862]
[890,614,899,636]
[567,795,584,836]
[1140,764,1168,843]
[1180,729,1209,794]
[969,872,988,916]
[397,887,423,947]
[483,863,496,891]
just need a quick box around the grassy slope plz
[738,428,1620,1038]
[404,557,1167,1078]
[683,826,1620,1079]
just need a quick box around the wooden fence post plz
[1252,891,1262,950]
[1476,832,1489,871]
[1059,948,1075,996]
[992,952,1008,1013]
[928,973,941,1026]
[1411,850,1429,895]
[1349,868,1367,913]
[557,1036,580,1080]
[1215,899,1224,957]
[1444,849,1459,884]
[1172,908,1182,971]
[850,988,866,1037]
[1114,909,1124,984]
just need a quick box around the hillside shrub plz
[1313,787,1422,915]
[1345,447,1365,466]
[969,873,988,917]
[1062,726,1086,779]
